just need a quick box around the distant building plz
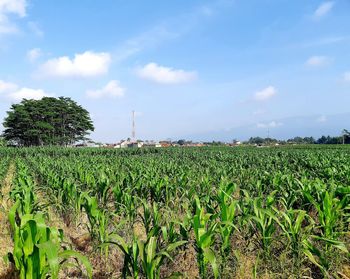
[114,140,144,148]
[143,141,162,148]
[159,141,172,147]
[114,140,129,148]
[128,141,143,148]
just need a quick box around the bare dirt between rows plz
[0,163,16,279]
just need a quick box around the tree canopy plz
[2,97,94,146]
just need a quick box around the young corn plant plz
[44,177,82,226]
[176,210,192,243]
[80,193,114,246]
[138,236,186,279]
[279,209,308,256]
[305,190,348,241]
[161,221,183,245]
[275,208,313,274]
[149,177,170,204]
[104,234,140,278]
[192,196,219,279]
[10,174,39,215]
[112,183,124,214]
[303,190,349,275]
[216,182,238,260]
[7,203,92,279]
[247,194,278,256]
[139,200,161,238]
[302,236,349,277]
[105,230,186,279]
[60,178,81,223]
[95,174,111,206]
[122,192,138,223]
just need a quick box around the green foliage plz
[138,236,186,279]
[105,231,186,279]
[81,192,115,245]
[247,193,278,254]
[2,97,94,146]
[4,158,92,278]
[216,181,237,257]
[1,145,349,278]
[307,190,348,240]
[0,137,7,147]
[7,201,92,279]
[192,196,219,279]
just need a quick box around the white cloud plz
[86,80,125,99]
[136,63,197,84]
[0,80,18,93]
[306,56,330,67]
[317,115,327,123]
[27,48,42,62]
[253,86,277,101]
[257,121,283,129]
[0,0,26,17]
[313,2,334,19]
[37,51,111,78]
[343,72,350,82]
[0,79,51,101]
[8,87,51,101]
[0,0,27,34]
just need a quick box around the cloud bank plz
[86,80,125,99]
[136,63,197,84]
[257,121,283,129]
[313,2,334,19]
[0,0,27,34]
[254,86,277,101]
[37,51,111,78]
[306,56,330,67]
[0,80,51,101]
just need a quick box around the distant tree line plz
[166,132,350,147]
[246,130,350,145]
[2,97,94,147]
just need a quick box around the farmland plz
[0,146,349,279]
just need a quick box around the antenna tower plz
[132,110,135,142]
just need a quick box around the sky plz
[0,0,349,142]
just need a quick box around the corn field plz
[0,146,349,278]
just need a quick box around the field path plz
[0,162,15,278]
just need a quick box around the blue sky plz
[0,0,349,142]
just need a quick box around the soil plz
[0,163,16,279]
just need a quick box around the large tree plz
[2,97,94,146]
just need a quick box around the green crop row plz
[4,159,92,279]
[0,146,349,278]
